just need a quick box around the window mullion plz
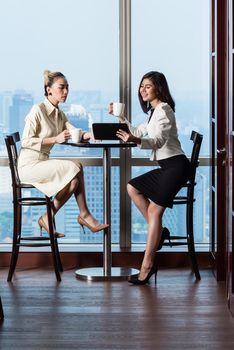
[119,0,132,248]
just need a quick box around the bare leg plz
[52,166,99,226]
[138,202,165,280]
[73,167,100,226]
[41,165,103,230]
[127,183,166,280]
[127,184,150,221]
[40,176,79,229]
[52,178,79,215]
[73,167,89,215]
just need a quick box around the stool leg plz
[0,297,4,320]
[54,239,63,272]
[46,198,61,281]
[53,217,63,272]
[187,202,201,280]
[7,204,21,282]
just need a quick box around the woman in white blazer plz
[109,71,190,285]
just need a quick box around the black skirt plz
[129,154,191,208]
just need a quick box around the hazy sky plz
[132,0,210,97]
[0,0,119,97]
[0,0,210,100]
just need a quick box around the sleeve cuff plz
[139,138,148,149]
[24,137,43,152]
[118,116,127,123]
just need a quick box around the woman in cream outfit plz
[109,71,190,284]
[18,70,108,236]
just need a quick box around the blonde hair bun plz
[43,70,51,86]
[43,70,66,96]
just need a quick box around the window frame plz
[0,0,210,251]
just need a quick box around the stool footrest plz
[17,243,51,247]
[21,236,50,241]
[163,242,188,246]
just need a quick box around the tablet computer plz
[92,123,130,140]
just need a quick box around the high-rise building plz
[0,90,209,246]
[0,91,12,132]
[9,91,33,136]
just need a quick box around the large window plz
[131,0,210,156]
[0,0,210,247]
[130,0,210,246]
[0,0,119,158]
[0,0,119,243]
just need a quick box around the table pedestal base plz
[75,267,139,281]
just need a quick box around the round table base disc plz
[75,267,139,281]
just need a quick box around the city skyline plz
[0,88,209,157]
[0,89,209,245]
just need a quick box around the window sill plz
[0,243,209,253]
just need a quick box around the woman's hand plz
[116,129,141,144]
[82,131,95,141]
[55,130,70,144]
[108,102,114,115]
[108,102,125,122]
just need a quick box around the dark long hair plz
[138,71,175,113]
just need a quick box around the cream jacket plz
[19,98,75,161]
[17,98,82,197]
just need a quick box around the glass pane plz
[131,166,210,245]
[0,166,120,244]
[0,0,120,244]
[0,0,119,158]
[0,167,13,243]
[56,166,120,244]
[131,0,210,157]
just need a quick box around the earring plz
[49,93,52,95]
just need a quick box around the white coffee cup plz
[113,102,125,117]
[70,128,82,143]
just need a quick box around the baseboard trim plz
[0,251,213,270]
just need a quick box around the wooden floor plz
[0,267,234,350]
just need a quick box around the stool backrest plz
[189,130,203,184]
[5,132,21,190]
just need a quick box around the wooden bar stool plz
[163,130,203,280]
[5,132,63,282]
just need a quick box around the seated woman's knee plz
[148,202,164,218]
[127,183,137,197]
[79,163,83,173]
[70,177,79,192]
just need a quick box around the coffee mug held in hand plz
[113,102,125,117]
[70,128,82,143]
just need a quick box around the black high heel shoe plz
[157,227,172,251]
[128,262,158,285]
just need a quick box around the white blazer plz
[121,102,184,161]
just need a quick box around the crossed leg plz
[41,165,99,231]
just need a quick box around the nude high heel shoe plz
[38,216,65,238]
[77,216,109,233]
